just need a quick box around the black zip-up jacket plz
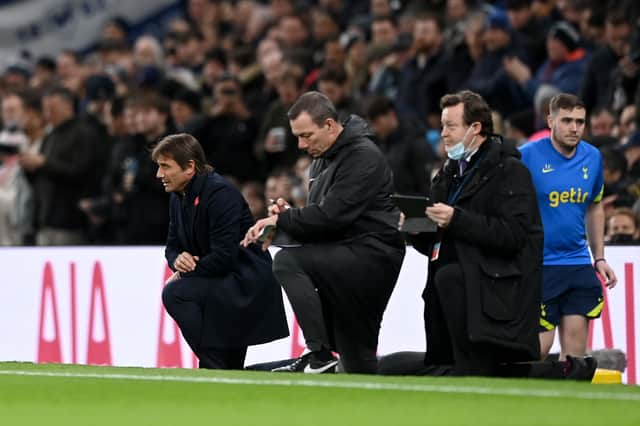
[276,115,403,247]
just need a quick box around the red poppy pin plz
[194,196,200,207]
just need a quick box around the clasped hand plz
[173,251,199,273]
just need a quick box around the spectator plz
[19,87,102,245]
[108,93,172,245]
[589,106,616,137]
[316,66,363,121]
[196,74,261,182]
[100,17,131,45]
[277,14,311,50]
[466,8,530,119]
[170,87,203,131]
[31,57,56,89]
[606,207,640,244]
[617,104,636,143]
[580,9,633,112]
[396,13,449,129]
[601,147,635,212]
[371,15,398,46]
[3,64,31,91]
[506,0,552,71]
[365,95,436,195]
[504,21,589,105]
[56,50,84,93]
[623,130,640,179]
[0,92,32,245]
[258,69,304,173]
[241,181,268,219]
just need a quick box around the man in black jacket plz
[155,133,288,369]
[19,86,103,245]
[409,90,543,376]
[242,91,406,374]
[404,90,597,380]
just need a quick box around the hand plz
[619,55,640,78]
[426,202,455,229]
[398,212,405,230]
[18,152,45,171]
[503,56,531,84]
[241,215,278,251]
[595,260,618,289]
[173,252,199,273]
[268,197,290,216]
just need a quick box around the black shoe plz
[303,352,338,374]
[271,353,312,372]
[565,355,598,381]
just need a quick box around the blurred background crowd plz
[0,0,639,247]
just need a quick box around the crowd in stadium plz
[0,0,639,246]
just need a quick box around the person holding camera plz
[193,73,261,182]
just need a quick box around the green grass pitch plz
[1,362,639,425]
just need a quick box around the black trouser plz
[376,351,569,379]
[435,263,501,376]
[432,263,570,379]
[162,278,247,369]
[272,245,401,374]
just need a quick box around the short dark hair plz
[364,95,395,120]
[548,93,585,115]
[172,88,202,113]
[136,92,170,115]
[317,66,348,86]
[606,9,630,27]
[151,133,213,175]
[440,90,493,136]
[43,86,76,111]
[205,48,228,67]
[505,0,532,11]
[18,89,43,113]
[414,12,445,32]
[601,147,627,176]
[287,91,338,126]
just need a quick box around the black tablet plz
[390,194,433,217]
[390,194,437,233]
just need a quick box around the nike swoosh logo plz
[303,359,338,374]
[542,169,554,174]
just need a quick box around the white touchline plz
[0,370,638,402]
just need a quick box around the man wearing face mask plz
[407,90,545,376]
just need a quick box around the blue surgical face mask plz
[446,125,476,160]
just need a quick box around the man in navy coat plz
[153,133,288,369]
